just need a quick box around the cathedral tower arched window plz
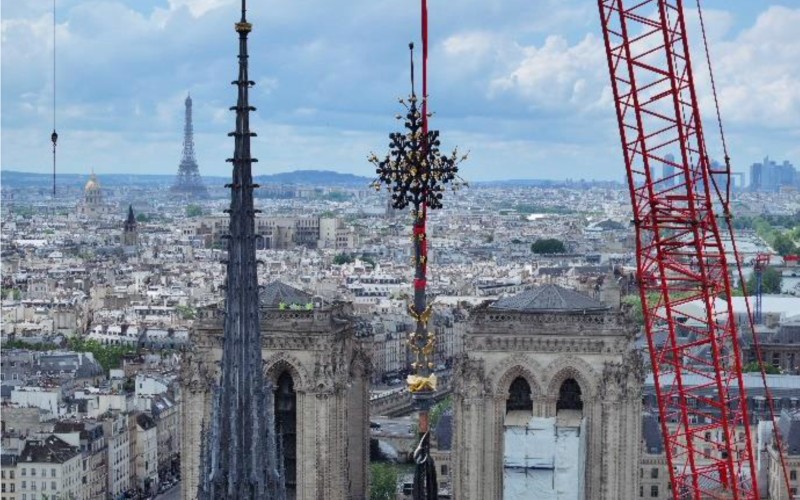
[275,371,297,497]
[557,378,583,412]
[506,376,533,413]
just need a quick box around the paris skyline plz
[2,0,799,181]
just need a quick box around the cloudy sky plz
[2,0,799,181]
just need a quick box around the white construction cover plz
[503,413,585,500]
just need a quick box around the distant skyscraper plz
[197,2,285,499]
[750,158,765,191]
[171,94,208,198]
[750,156,797,191]
[661,153,676,188]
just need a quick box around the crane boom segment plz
[597,1,759,498]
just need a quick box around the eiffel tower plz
[171,93,208,198]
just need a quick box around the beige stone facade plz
[451,288,643,499]
[180,300,372,500]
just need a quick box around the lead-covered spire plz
[198,2,285,498]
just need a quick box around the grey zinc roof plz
[642,412,664,454]
[136,413,157,431]
[490,284,608,313]
[779,409,800,456]
[434,409,453,451]
[259,281,313,308]
[19,435,80,464]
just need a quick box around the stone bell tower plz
[181,282,372,500]
[451,284,643,500]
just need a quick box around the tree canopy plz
[370,463,398,500]
[772,233,798,257]
[530,238,566,254]
[745,266,782,295]
[742,361,780,374]
[186,204,204,218]
[333,253,354,265]
[67,338,135,373]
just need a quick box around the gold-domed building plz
[78,171,114,218]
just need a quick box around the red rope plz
[420,0,429,278]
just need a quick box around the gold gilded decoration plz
[407,373,437,393]
[408,303,434,324]
[235,22,252,33]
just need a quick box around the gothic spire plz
[198,1,285,498]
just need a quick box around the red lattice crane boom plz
[597,1,758,498]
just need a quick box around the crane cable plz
[51,0,58,198]
[696,0,792,495]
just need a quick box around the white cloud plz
[706,6,800,128]
[488,34,607,111]
[167,0,234,18]
[1,1,797,179]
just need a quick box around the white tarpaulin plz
[503,413,586,500]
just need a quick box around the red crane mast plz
[597,1,758,497]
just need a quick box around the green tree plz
[746,267,782,295]
[530,238,566,254]
[429,396,452,430]
[67,338,135,373]
[175,305,196,320]
[323,192,351,202]
[186,205,204,218]
[136,213,150,223]
[333,253,354,265]
[772,232,798,257]
[621,294,644,325]
[742,361,780,374]
[370,463,398,500]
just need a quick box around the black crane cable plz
[695,0,792,495]
[51,0,58,198]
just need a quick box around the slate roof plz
[642,412,664,454]
[259,281,313,308]
[136,413,157,431]
[490,284,609,313]
[434,409,453,451]
[593,219,626,231]
[19,435,80,464]
[779,409,800,456]
[39,353,104,378]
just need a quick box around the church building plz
[121,205,139,256]
[77,172,115,218]
[181,282,372,500]
[451,284,643,499]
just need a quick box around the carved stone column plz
[180,354,215,500]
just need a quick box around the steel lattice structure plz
[753,253,770,325]
[171,93,209,198]
[597,1,758,498]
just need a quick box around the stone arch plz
[544,356,598,400]
[263,352,310,393]
[489,354,544,397]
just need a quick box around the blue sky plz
[2,1,799,181]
